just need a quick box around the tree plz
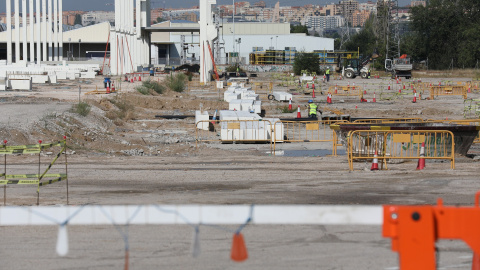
[74,14,82,25]
[290,25,309,35]
[156,17,165,24]
[408,0,480,69]
[293,52,320,75]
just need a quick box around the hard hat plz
[308,100,313,103]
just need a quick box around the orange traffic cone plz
[364,90,367,95]
[312,83,315,90]
[371,151,379,171]
[399,88,401,93]
[403,84,405,89]
[373,92,376,103]
[106,83,110,94]
[396,78,399,84]
[327,94,332,104]
[231,233,248,262]
[472,252,480,270]
[388,83,391,90]
[335,84,338,94]
[138,75,142,82]
[312,87,316,98]
[297,105,301,118]
[306,83,309,89]
[130,78,134,83]
[288,98,292,110]
[353,82,356,90]
[134,75,137,81]
[416,142,426,170]
[111,82,115,93]
[412,93,417,103]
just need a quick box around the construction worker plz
[368,67,371,79]
[325,67,330,82]
[307,100,322,119]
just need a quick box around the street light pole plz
[270,37,273,48]
[232,0,235,60]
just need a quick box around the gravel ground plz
[0,73,479,269]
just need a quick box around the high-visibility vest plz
[309,103,318,115]
[326,69,330,75]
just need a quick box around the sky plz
[0,0,412,13]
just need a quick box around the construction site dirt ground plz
[1,73,480,269]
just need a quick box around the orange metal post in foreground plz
[383,192,480,270]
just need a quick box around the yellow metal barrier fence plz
[195,120,274,152]
[424,119,480,144]
[347,130,455,171]
[326,85,363,98]
[353,118,424,124]
[429,86,467,100]
[273,120,339,156]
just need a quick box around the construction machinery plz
[337,49,379,79]
[385,54,412,79]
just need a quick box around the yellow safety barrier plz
[353,118,424,124]
[327,85,363,97]
[425,119,480,144]
[347,130,455,171]
[429,86,467,99]
[195,120,274,152]
[251,82,273,92]
[0,140,69,205]
[273,120,342,156]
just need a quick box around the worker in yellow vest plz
[325,67,330,82]
[308,100,322,119]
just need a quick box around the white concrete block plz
[195,110,210,131]
[272,92,293,101]
[67,72,76,80]
[224,92,241,102]
[264,118,284,141]
[80,72,96,79]
[31,75,49,84]
[9,78,32,90]
[56,72,67,80]
[49,75,57,84]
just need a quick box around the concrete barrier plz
[49,75,58,84]
[9,78,32,90]
[80,72,96,79]
[31,75,49,84]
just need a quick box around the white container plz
[195,110,210,131]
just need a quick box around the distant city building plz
[162,9,199,22]
[306,15,344,32]
[352,10,371,27]
[337,0,359,24]
[81,11,115,26]
[359,1,376,14]
[253,1,266,8]
[411,1,426,7]
[63,11,86,26]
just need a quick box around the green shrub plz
[136,86,150,95]
[185,71,194,81]
[73,102,91,116]
[136,80,165,95]
[166,73,186,92]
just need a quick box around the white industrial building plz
[150,21,334,66]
